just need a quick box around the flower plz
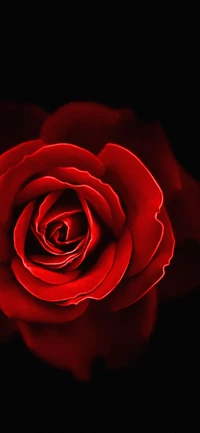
[0,101,199,379]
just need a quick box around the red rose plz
[0,101,199,380]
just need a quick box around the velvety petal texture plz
[0,100,199,380]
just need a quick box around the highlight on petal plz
[108,207,175,312]
[0,265,89,324]
[17,288,157,380]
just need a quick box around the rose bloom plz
[0,101,199,380]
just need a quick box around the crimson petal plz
[108,207,175,311]
[12,241,116,302]
[0,139,43,177]
[13,201,81,284]
[32,190,85,256]
[0,226,13,264]
[118,119,182,203]
[30,236,86,269]
[59,198,103,272]
[60,227,132,306]
[0,265,89,323]
[98,143,164,277]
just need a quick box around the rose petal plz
[98,143,164,276]
[11,241,116,302]
[0,226,13,263]
[61,227,132,306]
[33,191,65,254]
[0,101,47,160]
[17,288,157,380]
[108,208,175,311]
[0,139,44,177]
[13,201,82,284]
[78,198,103,258]
[32,190,85,256]
[0,142,105,229]
[34,189,82,231]
[41,208,87,241]
[30,236,86,269]
[0,265,89,323]
[60,199,103,272]
[115,117,182,202]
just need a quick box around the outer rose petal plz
[108,207,175,311]
[0,309,17,343]
[117,119,182,203]
[0,101,47,158]
[0,265,89,324]
[113,113,200,298]
[0,139,44,177]
[17,288,157,381]
[0,226,13,263]
[98,143,164,277]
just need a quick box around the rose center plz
[45,211,88,247]
[46,221,67,242]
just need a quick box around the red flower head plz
[0,101,199,379]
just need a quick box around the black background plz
[0,59,199,431]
